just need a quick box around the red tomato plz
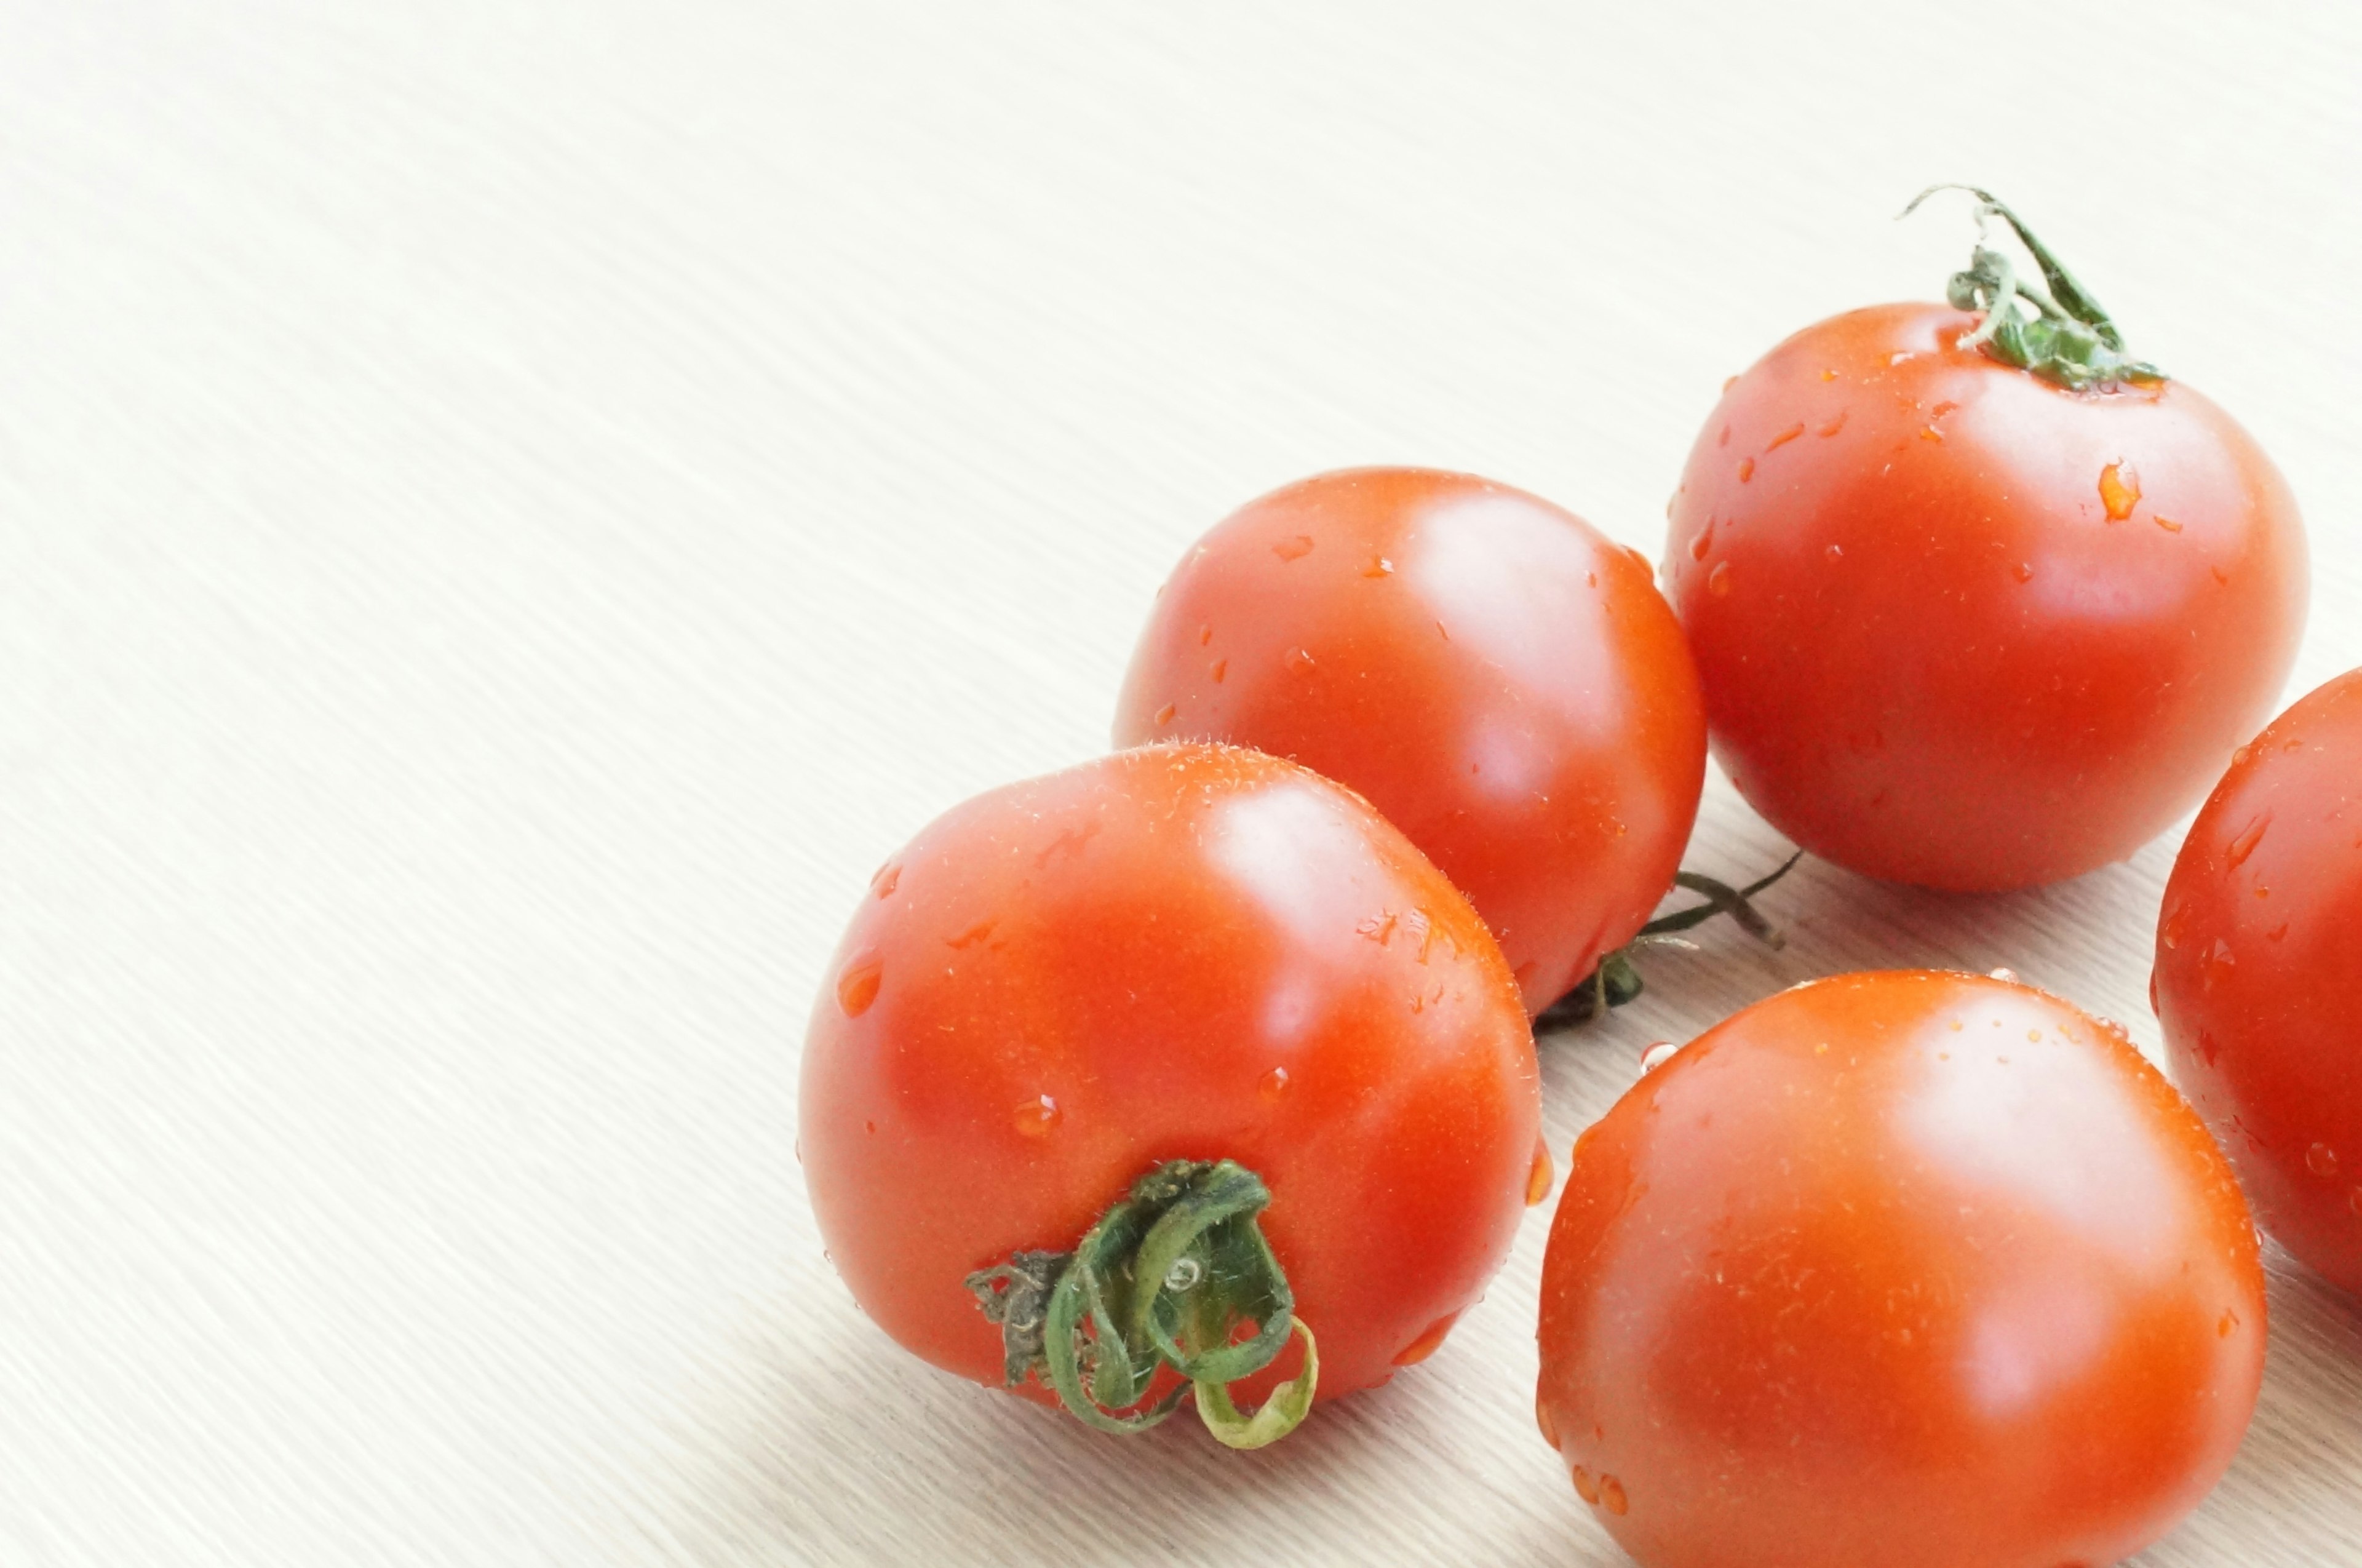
[1664,301,2307,890]
[1537,971,2264,1568]
[800,743,1542,1441]
[1116,467,1706,1014]
[2157,668,2362,1295]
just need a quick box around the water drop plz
[2308,1142,2340,1179]
[1765,421,1805,451]
[2094,1016,2131,1046]
[2155,515,2183,534]
[2099,461,2142,521]
[870,862,902,899]
[2219,1310,2240,1338]
[1820,367,1838,381]
[1736,457,1756,483]
[2225,814,2271,868]
[1717,424,1731,448]
[2349,1188,2362,1219]
[1825,543,1845,563]
[1537,1396,1561,1449]
[1639,1040,1678,1074]
[2149,967,2160,1014]
[1393,1310,1461,1366]
[1286,647,1317,674]
[1931,400,1959,419]
[1889,350,1915,366]
[2203,938,2236,990]
[1722,375,1740,392]
[1919,424,1944,443]
[1259,1066,1292,1102]
[1600,1475,1629,1515]
[2212,565,2231,586]
[1012,1094,1062,1138]
[1572,1467,1600,1505]
[2027,1029,2043,1043]
[1819,411,1848,436]
[1153,702,1177,726]
[1209,659,1227,683]
[1586,570,1598,588]
[1988,967,2019,984]
[1271,534,1315,562]
[1198,624,1213,645]
[1689,521,1715,562]
[1527,1137,1555,1206]
[2267,923,2289,942]
[1361,555,1394,577]
[2012,561,2035,584]
[1708,562,1733,597]
[2160,902,2192,949]
[836,956,883,1017]
[2198,1030,2220,1067]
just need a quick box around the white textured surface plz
[4,3,2360,1564]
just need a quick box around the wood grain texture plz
[2,2,2358,1562]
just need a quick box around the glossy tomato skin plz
[801,743,1541,1411]
[1116,468,1706,1014]
[1666,302,2307,891]
[2158,669,2362,1295]
[1537,971,2264,1568]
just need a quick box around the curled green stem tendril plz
[1899,184,2164,391]
[1538,850,1804,1029]
[965,1159,1316,1449]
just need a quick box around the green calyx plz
[1901,184,2165,392]
[964,1158,1318,1450]
[1537,851,1802,1029]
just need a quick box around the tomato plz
[800,742,1542,1444]
[1537,971,2264,1568]
[1664,204,2306,890]
[1115,467,1707,1014]
[2157,668,2362,1296]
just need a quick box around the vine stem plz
[1536,851,1803,1029]
[965,1159,1318,1449]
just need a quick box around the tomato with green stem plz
[1537,969,2265,1568]
[2157,667,2362,1297]
[1116,466,1708,1015]
[1664,188,2307,891]
[800,744,1543,1446]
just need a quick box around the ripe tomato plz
[1537,971,2264,1568]
[800,743,1542,1444]
[2157,668,2362,1296]
[1664,209,2305,889]
[1115,467,1706,1014]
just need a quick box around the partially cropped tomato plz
[1665,194,2306,890]
[1537,970,2264,1568]
[800,743,1543,1446]
[2158,668,2362,1296]
[1116,467,1706,1014]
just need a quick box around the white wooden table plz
[4,4,2358,1563]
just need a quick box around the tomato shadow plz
[642,1285,1635,1567]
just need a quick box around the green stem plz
[965,1159,1317,1449]
[1536,851,1803,1029]
[1899,185,2165,391]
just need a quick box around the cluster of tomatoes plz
[799,190,2346,1566]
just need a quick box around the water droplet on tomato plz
[2027,1029,2043,1043]
[1820,367,1838,381]
[836,956,883,1017]
[2203,939,2236,990]
[1688,521,1715,562]
[1259,1066,1292,1102]
[870,862,901,899]
[1765,421,1805,450]
[1209,659,1227,683]
[2099,460,2142,521]
[2155,515,2183,533]
[2149,966,2160,1014]
[1600,1475,1629,1515]
[2226,814,2272,868]
[1013,1094,1062,1138]
[1153,702,1177,726]
[2219,1309,2240,1337]
[1571,1467,1600,1505]
[1361,555,1394,577]
[1198,624,1213,645]
[2161,902,2192,950]
[2268,922,2289,942]
[1639,1041,1679,1074]
[2094,1016,2131,1046]
[1736,457,1756,483]
[1825,543,1845,563]
[1919,424,1944,443]
[1527,1137,1554,1206]
[2308,1142,2340,1179]
[2349,1187,2362,1219]
[1819,410,1848,437]
[1708,561,1733,597]
[1988,967,2019,984]
[2197,1030,2221,1066]
[1286,647,1316,674]
[1272,534,1315,562]
[1393,1310,1461,1366]
[1537,1395,1561,1449]
[1717,424,1731,448]
[2212,565,2231,586]
[1722,374,1739,392]
[2012,561,2035,584]
[1888,350,1915,367]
